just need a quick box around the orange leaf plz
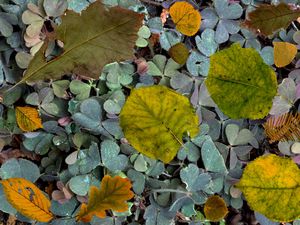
[1,178,54,222]
[273,42,297,68]
[76,175,134,222]
[169,2,201,36]
[15,106,43,132]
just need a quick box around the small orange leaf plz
[169,2,201,36]
[76,175,134,222]
[15,106,43,132]
[204,195,228,222]
[1,178,53,222]
[169,43,189,64]
[274,42,297,68]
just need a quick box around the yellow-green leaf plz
[1,178,53,222]
[18,1,143,84]
[120,85,199,163]
[236,154,300,222]
[168,43,189,65]
[204,195,228,222]
[15,106,43,132]
[274,42,297,68]
[205,43,277,119]
[169,1,201,36]
[76,175,134,222]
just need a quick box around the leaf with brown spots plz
[15,106,43,132]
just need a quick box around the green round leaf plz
[205,43,277,119]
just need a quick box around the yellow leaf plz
[204,195,228,222]
[169,2,201,36]
[236,154,300,222]
[1,178,53,222]
[76,175,134,222]
[120,85,199,163]
[15,106,43,132]
[274,42,297,67]
[168,43,189,64]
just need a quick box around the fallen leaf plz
[15,106,43,132]
[236,154,300,222]
[1,178,54,222]
[120,85,199,163]
[263,113,300,143]
[76,175,134,222]
[0,149,40,164]
[17,1,143,84]
[169,1,201,36]
[273,42,297,67]
[243,3,300,36]
[205,43,277,119]
[204,195,228,222]
[168,43,189,65]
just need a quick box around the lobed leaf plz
[76,175,134,222]
[236,154,300,222]
[120,85,199,163]
[1,178,53,222]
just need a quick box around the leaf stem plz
[152,188,190,195]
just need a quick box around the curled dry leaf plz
[15,106,43,132]
[1,178,54,222]
[76,175,134,222]
[169,1,201,36]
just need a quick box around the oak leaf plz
[1,178,53,222]
[273,42,297,68]
[15,106,43,132]
[243,3,300,36]
[236,154,300,222]
[76,175,134,222]
[120,85,199,163]
[169,1,201,36]
[17,1,143,84]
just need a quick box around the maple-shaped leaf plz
[18,1,143,84]
[76,175,134,222]
[243,3,300,36]
[1,178,53,222]
[15,106,43,132]
[236,154,300,222]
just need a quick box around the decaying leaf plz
[15,106,43,132]
[263,113,300,143]
[76,175,134,222]
[204,195,228,222]
[273,42,297,68]
[168,43,189,65]
[236,154,300,222]
[0,149,40,164]
[169,1,201,36]
[1,178,53,222]
[243,3,300,36]
[17,1,143,84]
[205,43,277,119]
[120,85,199,163]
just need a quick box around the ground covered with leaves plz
[0,0,300,225]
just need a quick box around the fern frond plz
[263,113,300,143]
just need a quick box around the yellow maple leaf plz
[169,2,201,36]
[1,178,54,222]
[273,41,297,68]
[15,106,43,132]
[76,175,134,222]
